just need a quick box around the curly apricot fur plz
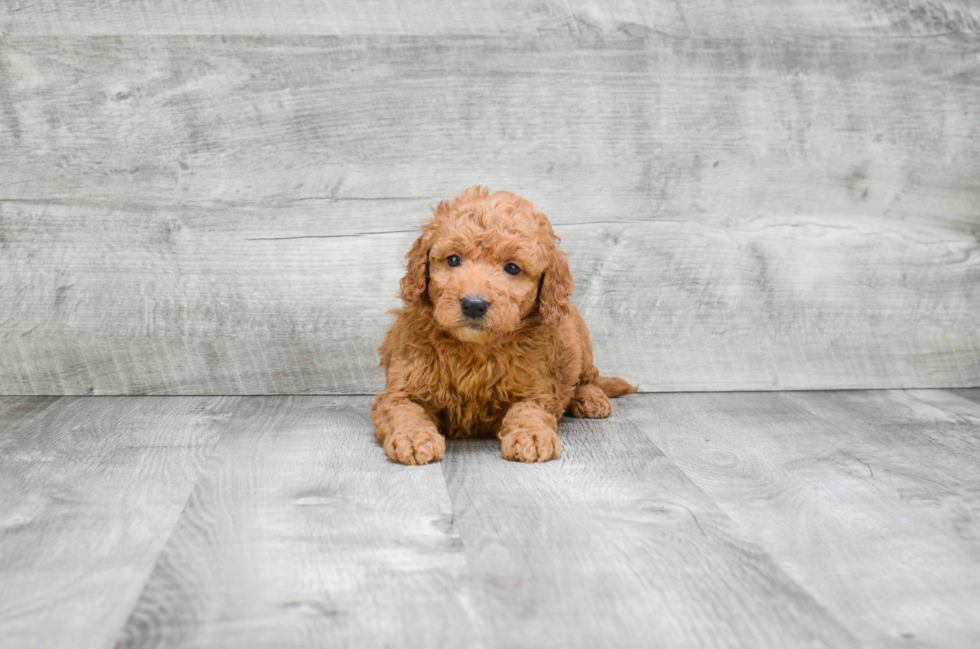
[374,187,637,464]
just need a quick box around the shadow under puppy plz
[372,187,637,464]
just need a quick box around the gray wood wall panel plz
[2,1,978,38]
[1,18,979,394]
[3,37,979,219]
[2,204,978,394]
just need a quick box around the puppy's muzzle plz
[460,296,490,320]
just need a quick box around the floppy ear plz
[399,227,433,307]
[538,247,575,327]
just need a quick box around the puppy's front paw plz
[500,426,561,463]
[384,428,445,465]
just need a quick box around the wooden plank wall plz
[1,2,978,395]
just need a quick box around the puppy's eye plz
[504,263,521,276]
[447,255,461,267]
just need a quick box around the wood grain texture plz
[0,0,578,36]
[950,388,980,405]
[1,0,978,38]
[115,396,482,649]
[2,204,977,394]
[621,390,980,647]
[0,395,238,649]
[3,393,980,647]
[2,36,978,219]
[441,411,859,648]
[567,0,980,40]
[1,31,979,394]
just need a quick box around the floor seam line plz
[105,395,244,647]
[618,395,864,648]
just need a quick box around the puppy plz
[372,187,637,464]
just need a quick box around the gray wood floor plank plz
[4,393,979,647]
[949,388,980,406]
[0,396,49,421]
[0,396,239,649]
[621,391,980,648]
[2,0,977,39]
[115,396,483,649]
[2,33,978,395]
[441,409,859,649]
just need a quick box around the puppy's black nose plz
[460,296,489,319]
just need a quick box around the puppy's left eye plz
[504,263,521,276]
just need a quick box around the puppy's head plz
[400,186,573,343]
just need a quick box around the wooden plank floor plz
[2,391,979,648]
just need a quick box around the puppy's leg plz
[567,383,612,419]
[498,401,561,463]
[371,392,444,465]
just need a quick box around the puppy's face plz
[427,218,546,343]
[400,188,574,344]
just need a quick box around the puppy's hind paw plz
[384,428,445,465]
[568,384,612,419]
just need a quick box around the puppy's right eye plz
[447,255,461,267]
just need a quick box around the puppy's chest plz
[421,349,549,437]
